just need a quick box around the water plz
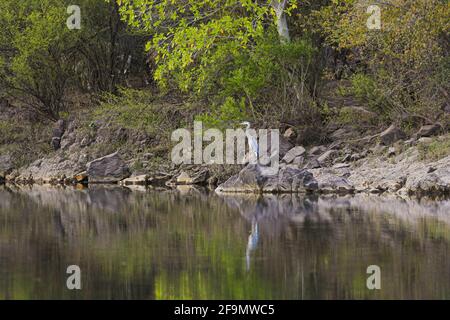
[0,184,449,299]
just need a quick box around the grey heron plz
[246,220,259,271]
[240,121,258,163]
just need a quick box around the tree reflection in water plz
[0,184,449,299]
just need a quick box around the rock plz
[86,152,130,183]
[119,174,149,186]
[380,124,406,145]
[308,146,327,156]
[333,163,350,169]
[330,128,349,141]
[282,146,306,163]
[350,153,362,161]
[149,172,173,185]
[304,159,321,169]
[404,138,416,147]
[277,134,294,159]
[317,150,338,166]
[406,172,449,196]
[341,154,351,162]
[74,171,88,183]
[283,127,296,140]
[292,156,304,165]
[207,176,218,187]
[388,147,396,157]
[416,124,441,138]
[51,119,66,150]
[262,166,318,193]
[5,170,19,182]
[427,167,437,173]
[215,164,318,194]
[176,169,208,185]
[176,171,192,184]
[418,137,433,144]
[311,170,355,194]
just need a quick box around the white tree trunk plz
[271,0,290,42]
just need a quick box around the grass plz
[418,135,450,161]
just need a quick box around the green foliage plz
[0,0,78,120]
[315,0,450,124]
[0,0,148,120]
[117,0,297,90]
[196,97,249,129]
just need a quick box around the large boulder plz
[86,152,130,183]
[215,164,318,194]
[380,124,406,145]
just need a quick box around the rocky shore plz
[0,117,449,198]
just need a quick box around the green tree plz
[117,0,298,92]
[0,0,148,121]
[314,0,450,126]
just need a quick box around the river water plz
[0,184,449,299]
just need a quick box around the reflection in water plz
[0,184,449,299]
[246,220,258,272]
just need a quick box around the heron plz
[240,121,259,163]
[246,220,259,271]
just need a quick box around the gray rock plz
[418,137,433,144]
[292,156,304,165]
[380,124,406,145]
[330,128,349,141]
[283,127,296,140]
[416,124,441,138]
[311,170,355,194]
[317,150,338,166]
[120,174,149,186]
[86,152,130,183]
[333,163,350,169]
[282,146,306,163]
[308,146,326,156]
[305,159,321,169]
[388,147,396,157]
[175,169,209,185]
[51,119,66,150]
[215,164,318,194]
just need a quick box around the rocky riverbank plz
[0,114,449,198]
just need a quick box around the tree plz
[0,0,77,120]
[0,0,148,121]
[117,0,298,92]
[314,0,450,125]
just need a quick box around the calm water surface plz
[0,184,449,299]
